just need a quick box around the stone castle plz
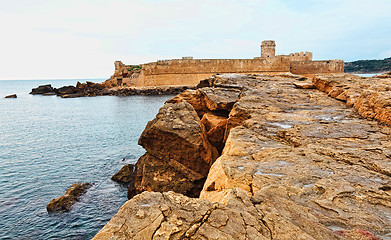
[105,40,344,87]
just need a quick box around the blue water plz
[0,79,172,239]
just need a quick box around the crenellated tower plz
[261,40,276,58]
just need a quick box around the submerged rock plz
[46,183,92,213]
[5,94,17,98]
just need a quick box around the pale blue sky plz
[0,0,390,79]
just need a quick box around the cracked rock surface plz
[96,73,391,239]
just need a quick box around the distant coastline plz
[344,57,391,73]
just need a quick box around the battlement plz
[261,40,276,58]
[106,40,344,88]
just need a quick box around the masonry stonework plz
[105,40,344,87]
[261,40,276,58]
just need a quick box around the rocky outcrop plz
[111,164,135,184]
[94,188,345,240]
[96,73,391,239]
[30,84,55,95]
[5,94,17,98]
[313,73,391,125]
[30,82,194,98]
[46,183,92,213]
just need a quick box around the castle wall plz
[135,57,293,87]
[290,60,344,75]
[107,51,343,88]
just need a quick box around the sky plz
[0,0,390,80]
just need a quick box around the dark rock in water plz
[46,183,92,213]
[57,85,77,95]
[30,84,54,95]
[111,164,135,184]
[5,94,17,98]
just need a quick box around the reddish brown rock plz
[111,164,135,184]
[201,112,228,152]
[131,100,219,198]
[128,153,205,199]
[46,183,92,213]
[139,100,218,174]
[166,89,209,117]
[5,94,17,98]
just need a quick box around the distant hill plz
[344,57,391,73]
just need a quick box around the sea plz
[0,79,172,239]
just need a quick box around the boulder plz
[46,183,92,213]
[57,85,77,95]
[132,100,219,198]
[128,153,205,199]
[139,100,218,176]
[200,112,228,152]
[111,164,135,184]
[198,87,241,111]
[30,84,54,95]
[166,89,209,117]
[5,94,17,98]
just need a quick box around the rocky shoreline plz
[94,73,391,239]
[30,81,195,98]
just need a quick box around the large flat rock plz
[96,73,391,239]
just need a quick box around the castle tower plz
[261,40,276,58]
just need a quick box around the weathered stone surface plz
[200,74,391,239]
[5,94,17,98]
[94,188,343,240]
[47,183,92,213]
[201,112,228,152]
[128,153,205,199]
[132,100,219,198]
[166,89,209,116]
[30,84,54,95]
[139,100,218,175]
[111,164,135,184]
[313,73,391,125]
[97,73,391,239]
[293,81,316,89]
[198,87,241,111]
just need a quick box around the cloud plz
[0,0,390,79]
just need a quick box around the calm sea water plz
[0,79,172,239]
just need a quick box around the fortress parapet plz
[105,40,344,88]
[261,40,276,58]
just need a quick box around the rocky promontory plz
[30,81,194,98]
[95,73,391,239]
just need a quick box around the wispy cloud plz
[0,0,390,79]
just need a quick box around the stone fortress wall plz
[106,40,344,87]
